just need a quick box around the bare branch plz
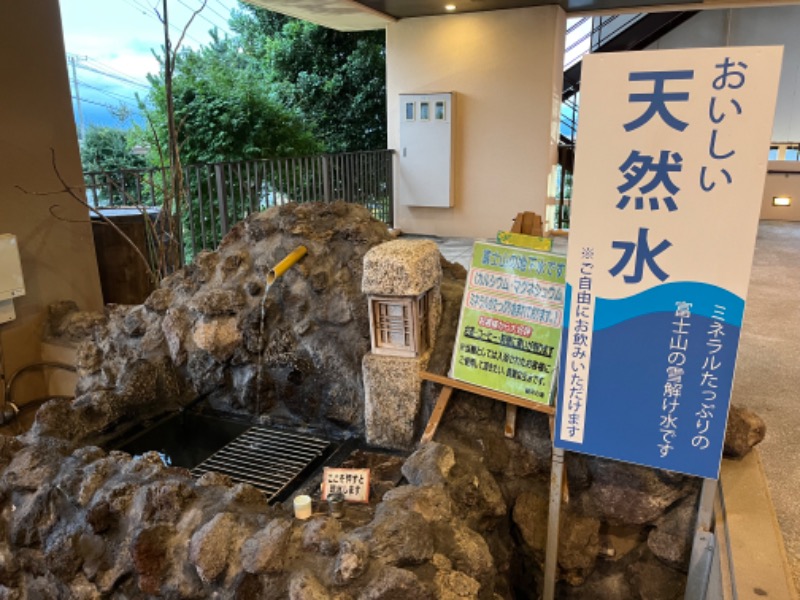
[18,148,159,285]
[172,0,208,61]
[47,204,92,224]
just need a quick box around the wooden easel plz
[420,371,555,441]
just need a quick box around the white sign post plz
[548,46,782,600]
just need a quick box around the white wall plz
[649,6,800,143]
[386,6,566,238]
[0,0,103,404]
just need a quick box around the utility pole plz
[68,54,88,143]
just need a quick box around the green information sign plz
[451,242,566,405]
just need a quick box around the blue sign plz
[554,47,783,479]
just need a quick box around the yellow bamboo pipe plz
[267,245,308,285]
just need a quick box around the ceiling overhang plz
[243,0,396,31]
[243,0,800,31]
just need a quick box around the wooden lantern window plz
[369,290,431,357]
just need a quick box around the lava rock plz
[302,517,342,557]
[188,512,241,584]
[647,495,696,571]
[586,458,694,525]
[130,524,173,595]
[358,509,435,567]
[334,537,370,585]
[241,518,293,575]
[401,442,456,487]
[144,288,174,313]
[377,485,454,524]
[358,566,433,600]
[724,404,767,458]
[433,569,482,600]
[288,570,331,600]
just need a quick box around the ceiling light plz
[773,196,792,207]
[445,4,456,10]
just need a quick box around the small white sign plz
[321,468,370,503]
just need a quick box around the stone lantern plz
[361,239,442,449]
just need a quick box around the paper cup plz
[293,495,312,520]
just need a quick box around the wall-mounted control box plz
[398,92,455,208]
[0,235,25,324]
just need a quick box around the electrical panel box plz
[0,235,24,301]
[0,234,25,325]
[397,92,455,208]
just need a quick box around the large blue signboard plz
[554,47,782,479]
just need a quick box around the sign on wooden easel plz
[450,241,566,406]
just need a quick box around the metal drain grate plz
[191,426,332,502]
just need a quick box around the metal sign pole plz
[684,478,718,600]
[543,446,565,600]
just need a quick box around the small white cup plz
[293,495,312,520]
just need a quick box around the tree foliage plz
[145,30,321,165]
[80,126,145,174]
[232,9,387,152]
[80,126,148,204]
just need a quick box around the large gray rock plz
[586,459,695,526]
[401,442,455,487]
[302,517,343,557]
[358,566,433,600]
[188,512,242,584]
[334,537,370,585]
[724,404,766,458]
[241,518,293,575]
[357,509,435,567]
[627,551,686,600]
[377,485,454,524]
[433,522,494,594]
[647,495,696,571]
[288,570,331,600]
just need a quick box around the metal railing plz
[83,149,394,263]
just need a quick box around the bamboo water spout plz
[267,246,308,285]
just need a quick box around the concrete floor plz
[431,221,800,593]
[731,221,800,592]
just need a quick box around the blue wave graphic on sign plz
[556,310,741,479]
[592,282,744,330]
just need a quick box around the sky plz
[59,0,241,134]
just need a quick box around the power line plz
[71,95,142,114]
[68,55,88,141]
[85,57,149,84]
[68,53,151,90]
[75,63,151,91]
[200,0,231,26]
[72,81,142,109]
[177,0,228,32]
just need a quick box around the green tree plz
[232,8,386,152]
[80,126,147,205]
[80,126,145,173]
[145,30,321,165]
